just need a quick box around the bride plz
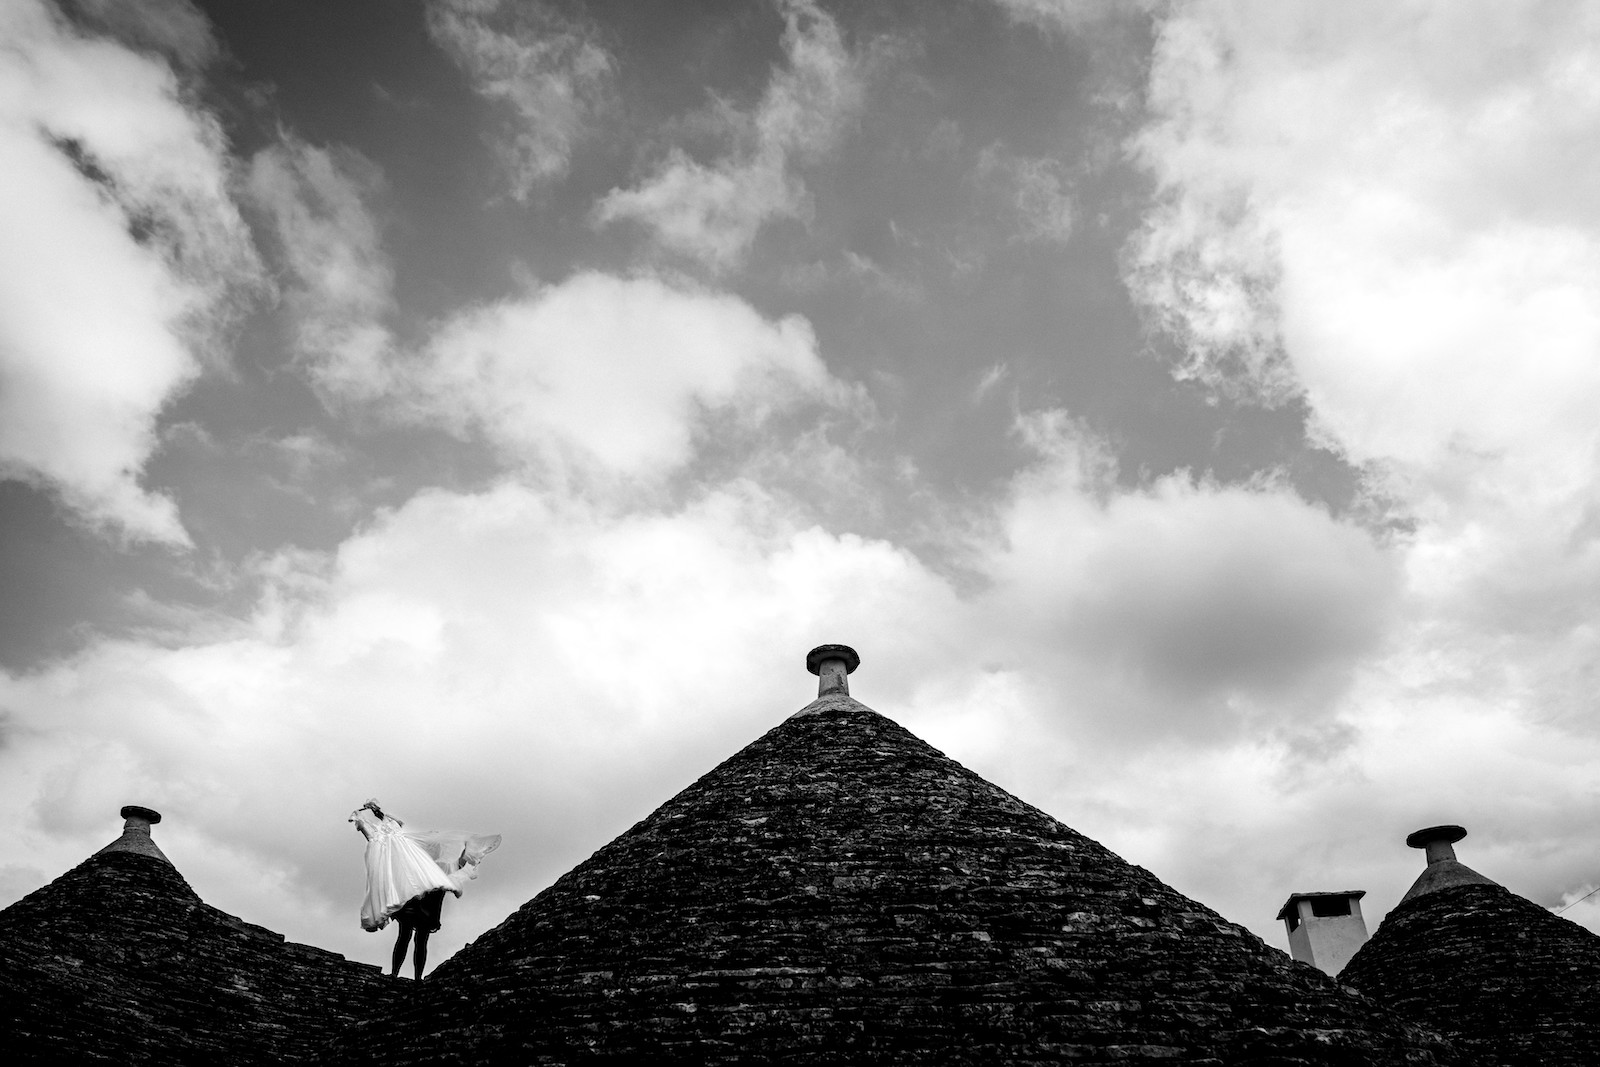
[349,799,501,979]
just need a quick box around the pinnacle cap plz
[1405,824,1465,849]
[805,644,859,675]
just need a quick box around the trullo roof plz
[1340,831,1600,1066]
[340,671,1459,1065]
[0,806,395,1065]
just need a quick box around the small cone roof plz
[343,655,1457,1064]
[0,806,395,1064]
[1341,829,1600,1065]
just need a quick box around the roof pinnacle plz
[805,644,859,697]
[1398,823,1496,904]
[1406,824,1467,865]
[96,804,172,865]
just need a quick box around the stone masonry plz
[335,691,1459,1065]
[0,813,398,1064]
[1340,881,1600,1066]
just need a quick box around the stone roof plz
[0,807,397,1065]
[1340,863,1600,1064]
[337,682,1459,1064]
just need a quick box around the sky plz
[3,0,1600,975]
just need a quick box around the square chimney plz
[1277,890,1368,976]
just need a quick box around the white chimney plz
[1277,890,1369,976]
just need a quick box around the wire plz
[1556,884,1600,915]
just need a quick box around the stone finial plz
[805,644,859,697]
[121,805,163,831]
[1406,824,1467,865]
[1398,823,1496,904]
[97,804,172,864]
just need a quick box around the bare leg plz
[391,921,413,977]
[412,927,430,980]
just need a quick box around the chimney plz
[805,644,860,697]
[96,804,172,865]
[1277,891,1369,976]
[1398,824,1497,904]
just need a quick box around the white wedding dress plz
[350,807,502,932]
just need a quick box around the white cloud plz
[7,0,1599,982]
[968,414,1398,742]
[0,0,258,543]
[1130,0,1600,452]
[0,478,960,965]
[417,272,854,477]
[990,0,1160,34]
[248,139,396,400]
[249,139,858,484]
[63,0,219,71]
[0,408,1442,972]
[425,0,614,198]
[1128,0,1600,645]
[1125,0,1600,930]
[594,0,863,269]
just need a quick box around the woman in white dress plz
[349,799,501,979]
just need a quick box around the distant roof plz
[340,688,1456,1064]
[1341,882,1600,1065]
[0,808,395,1063]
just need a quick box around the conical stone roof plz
[1340,832,1600,1065]
[340,663,1459,1065]
[0,806,397,1065]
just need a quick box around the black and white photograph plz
[2,0,1597,1061]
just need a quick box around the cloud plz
[0,477,962,966]
[11,0,1600,980]
[0,0,259,543]
[62,0,219,70]
[1122,0,1600,928]
[1129,1,1600,443]
[989,0,1161,34]
[425,0,614,198]
[0,404,1430,971]
[248,139,396,400]
[248,137,862,483]
[416,272,855,478]
[968,415,1398,742]
[594,0,863,269]
[976,146,1075,245]
[1128,0,1600,650]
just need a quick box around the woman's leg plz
[410,889,446,979]
[391,919,414,977]
[412,926,430,980]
